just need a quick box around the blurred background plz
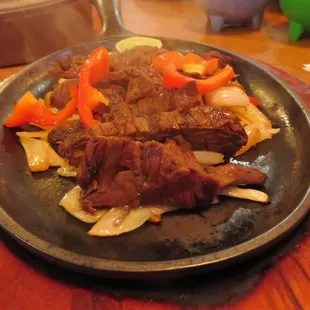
[0,0,309,82]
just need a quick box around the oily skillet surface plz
[0,0,309,280]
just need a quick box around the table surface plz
[0,0,310,84]
[0,1,309,309]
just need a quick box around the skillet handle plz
[92,0,133,37]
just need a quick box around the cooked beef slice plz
[50,79,79,109]
[49,45,165,79]
[93,81,247,156]
[48,55,87,78]
[96,65,165,106]
[93,85,126,120]
[134,80,203,115]
[92,104,247,156]
[77,136,220,211]
[48,119,83,144]
[77,136,267,212]
[204,163,267,188]
[109,46,167,71]
[204,51,233,68]
[48,120,89,167]
[96,78,202,121]
[47,84,247,166]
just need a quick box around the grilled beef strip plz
[48,119,88,167]
[48,104,247,167]
[48,55,87,79]
[77,136,267,213]
[48,81,247,165]
[204,163,267,188]
[78,136,220,212]
[109,46,168,71]
[92,103,247,155]
[50,78,79,110]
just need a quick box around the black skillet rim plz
[0,36,309,278]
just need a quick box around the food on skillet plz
[4,37,279,237]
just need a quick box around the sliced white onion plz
[58,78,67,84]
[48,106,59,114]
[235,124,280,157]
[205,86,250,107]
[16,131,49,140]
[150,205,176,215]
[218,186,269,203]
[66,114,80,121]
[235,124,261,156]
[19,137,64,172]
[88,206,153,237]
[59,186,107,223]
[20,137,50,172]
[205,86,274,129]
[31,124,55,131]
[183,64,206,75]
[57,164,77,178]
[206,86,280,156]
[259,127,280,141]
[149,205,177,222]
[229,105,272,129]
[59,185,178,236]
[45,91,53,107]
[194,151,225,167]
[47,147,64,167]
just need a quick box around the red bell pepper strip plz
[4,85,78,128]
[78,47,110,128]
[178,54,219,75]
[152,51,219,75]
[201,58,219,75]
[152,51,183,72]
[163,63,235,94]
[248,96,260,106]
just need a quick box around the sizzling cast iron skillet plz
[0,0,309,280]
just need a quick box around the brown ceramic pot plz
[0,0,95,67]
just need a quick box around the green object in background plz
[279,0,310,41]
